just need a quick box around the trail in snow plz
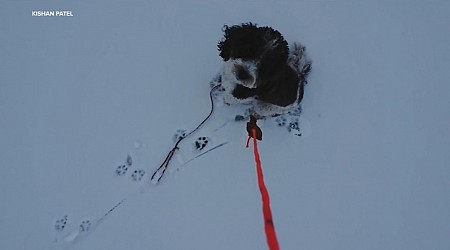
[48,73,310,249]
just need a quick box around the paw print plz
[288,120,299,131]
[131,169,145,181]
[194,137,209,151]
[54,215,68,232]
[288,105,302,117]
[288,118,302,136]
[79,220,92,232]
[173,129,187,143]
[115,165,128,176]
[275,116,287,127]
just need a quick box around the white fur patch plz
[220,59,258,105]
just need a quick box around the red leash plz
[247,128,280,250]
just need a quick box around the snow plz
[1,1,450,249]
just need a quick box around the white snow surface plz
[1,1,450,250]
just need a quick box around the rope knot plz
[246,115,263,148]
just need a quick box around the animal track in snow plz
[54,215,68,232]
[79,219,92,232]
[131,169,145,182]
[194,137,209,151]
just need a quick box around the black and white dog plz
[217,23,311,117]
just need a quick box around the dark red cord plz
[151,85,221,183]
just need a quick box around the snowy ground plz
[1,1,450,250]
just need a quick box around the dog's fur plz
[217,23,311,117]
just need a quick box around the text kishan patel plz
[32,11,74,17]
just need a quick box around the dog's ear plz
[262,27,289,60]
[255,27,290,78]
[218,44,230,61]
[218,25,233,61]
[218,23,260,61]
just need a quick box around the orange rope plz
[249,129,280,250]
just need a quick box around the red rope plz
[246,135,252,148]
[248,129,280,250]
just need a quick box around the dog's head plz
[217,23,290,90]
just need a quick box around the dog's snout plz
[235,65,252,81]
